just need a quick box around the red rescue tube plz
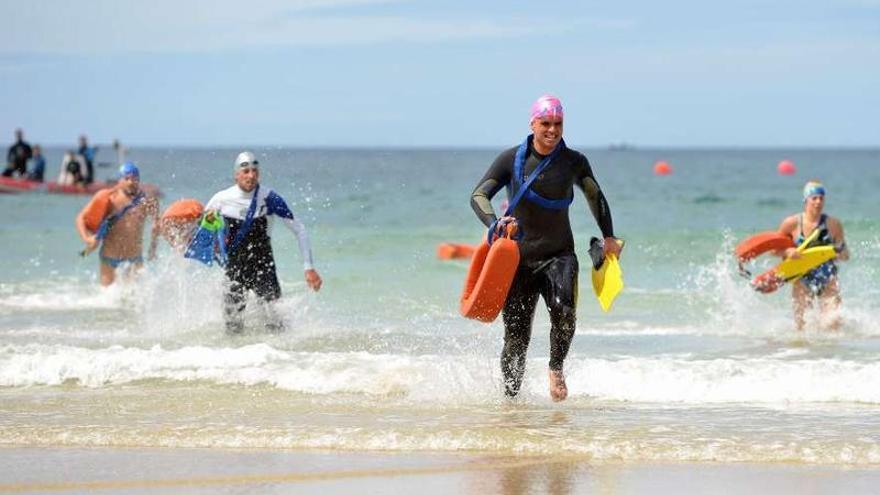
[751,269,785,294]
[735,231,795,261]
[459,227,520,323]
[79,188,114,233]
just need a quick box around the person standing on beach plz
[470,95,620,401]
[75,162,160,286]
[204,151,322,334]
[3,128,32,178]
[777,181,849,330]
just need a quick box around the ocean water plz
[1,146,879,464]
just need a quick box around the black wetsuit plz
[223,216,282,319]
[471,137,614,397]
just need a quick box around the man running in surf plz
[204,151,322,334]
[470,95,621,402]
[75,162,160,286]
[777,181,850,330]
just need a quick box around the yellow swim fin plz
[777,246,837,282]
[590,238,625,313]
[778,227,836,282]
[592,254,623,312]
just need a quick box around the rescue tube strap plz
[511,135,572,211]
[95,192,145,241]
[488,136,565,246]
[227,184,259,254]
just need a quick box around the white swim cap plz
[234,151,259,171]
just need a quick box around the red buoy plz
[653,161,672,176]
[777,160,796,175]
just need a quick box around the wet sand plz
[1,447,879,494]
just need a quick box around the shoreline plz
[2,447,879,494]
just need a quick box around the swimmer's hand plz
[783,247,802,260]
[491,216,518,242]
[204,210,217,223]
[80,235,100,257]
[305,269,323,292]
[603,237,624,258]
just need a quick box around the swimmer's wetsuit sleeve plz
[470,148,515,228]
[575,155,614,239]
[266,191,315,271]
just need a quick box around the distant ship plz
[607,142,636,151]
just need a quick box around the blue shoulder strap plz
[95,192,145,241]
[227,184,260,253]
[487,137,564,245]
[511,135,573,211]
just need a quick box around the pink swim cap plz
[530,95,564,123]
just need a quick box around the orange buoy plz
[160,199,205,250]
[653,161,672,176]
[161,198,204,222]
[734,231,795,262]
[437,243,478,260]
[460,227,520,322]
[777,160,796,175]
[78,188,114,232]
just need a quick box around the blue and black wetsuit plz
[796,214,838,296]
[206,184,315,333]
[471,137,614,397]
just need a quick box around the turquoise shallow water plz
[1,146,879,463]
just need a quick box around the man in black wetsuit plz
[470,95,621,402]
[3,128,32,178]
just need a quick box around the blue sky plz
[2,0,878,147]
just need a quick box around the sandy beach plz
[1,447,879,494]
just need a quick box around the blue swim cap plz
[118,161,140,179]
[803,180,825,202]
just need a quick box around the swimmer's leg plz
[819,278,842,330]
[253,259,284,333]
[501,269,539,398]
[792,281,812,331]
[98,261,116,287]
[223,281,246,334]
[542,254,579,402]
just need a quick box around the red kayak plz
[0,177,160,197]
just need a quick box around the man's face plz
[235,166,259,192]
[119,174,140,196]
[530,116,563,152]
[15,129,23,141]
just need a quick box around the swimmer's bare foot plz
[549,369,567,402]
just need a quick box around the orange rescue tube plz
[459,230,520,323]
[437,242,478,260]
[78,188,114,232]
[734,231,795,261]
[162,198,204,222]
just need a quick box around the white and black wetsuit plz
[205,184,314,330]
[471,138,614,397]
